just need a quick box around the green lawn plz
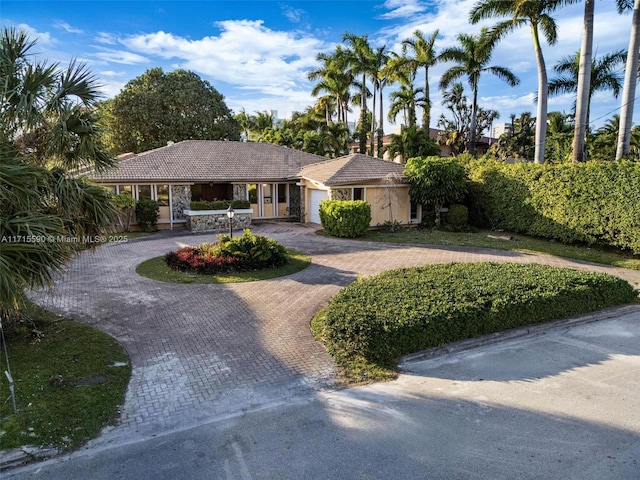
[359,228,640,270]
[136,249,311,283]
[0,302,131,451]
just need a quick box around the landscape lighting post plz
[226,205,235,238]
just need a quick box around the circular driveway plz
[30,223,640,446]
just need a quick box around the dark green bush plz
[445,204,469,230]
[135,199,159,231]
[466,160,640,253]
[318,262,637,366]
[320,200,371,238]
[189,199,251,211]
[217,229,288,269]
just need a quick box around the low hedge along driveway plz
[313,262,638,376]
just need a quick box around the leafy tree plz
[404,156,468,226]
[437,83,498,156]
[1,28,115,324]
[544,111,574,163]
[308,46,353,127]
[439,28,519,155]
[385,125,440,161]
[489,112,536,161]
[470,0,571,165]
[101,68,240,154]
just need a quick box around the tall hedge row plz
[466,160,640,253]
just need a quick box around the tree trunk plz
[370,80,377,156]
[469,87,478,155]
[572,0,594,163]
[378,84,384,158]
[616,0,640,160]
[423,66,430,132]
[359,73,367,154]
[532,24,548,165]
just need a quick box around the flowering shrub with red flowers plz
[164,230,288,275]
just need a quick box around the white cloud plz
[95,32,118,45]
[92,47,149,65]
[379,0,429,20]
[53,21,83,34]
[119,20,329,92]
[280,4,305,23]
[12,23,55,46]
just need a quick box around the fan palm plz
[439,28,519,155]
[1,27,115,320]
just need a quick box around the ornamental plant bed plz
[165,229,288,275]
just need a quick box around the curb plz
[0,446,59,471]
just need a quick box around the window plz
[411,202,420,221]
[277,184,288,203]
[138,185,152,201]
[119,185,132,196]
[353,187,364,201]
[156,185,169,206]
[248,184,258,203]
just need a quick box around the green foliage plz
[445,204,469,230]
[316,263,637,368]
[466,159,640,253]
[135,199,159,231]
[101,67,240,154]
[319,200,371,238]
[1,29,116,322]
[189,199,251,211]
[110,193,136,209]
[217,229,288,269]
[404,156,468,225]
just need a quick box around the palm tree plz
[401,30,440,133]
[343,33,375,154]
[369,45,389,157]
[308,47,353,127]
[573,0,595,162]
[548,50,626,127]
[470,0,571,164]
[439,28,520,155]
[616,0,639,159]
[1,28,115,322]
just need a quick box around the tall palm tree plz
[470,0,572,164]
[369,45,389,157]
[343,33,375,154]
[573,0,595,162]
[308,47,353,127]
[548,50,626,127]
[401,30,440,133]
[616,0,639,159]
[1,28,115,320]
[439,28,520,155]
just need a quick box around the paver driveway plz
[30,223,640,447]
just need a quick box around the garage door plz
[309,189,328,224]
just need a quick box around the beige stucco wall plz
[368,185,411,226]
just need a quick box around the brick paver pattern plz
[29,223,640,446]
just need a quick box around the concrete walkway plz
[28,223,640,448]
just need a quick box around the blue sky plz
[3,0,635,133]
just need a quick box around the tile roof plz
[298,153,406,185]
[89,140,327,182]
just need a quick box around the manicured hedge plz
[316,262,637,366]
[466,160,640,253]
[319,199,371,238]
[189,199,251,211]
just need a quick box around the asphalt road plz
[6,306,640,480]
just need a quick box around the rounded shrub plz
[317,262,638,367]
[446,204,469,230]
[319,199,371,238]
[136,199,159,231]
